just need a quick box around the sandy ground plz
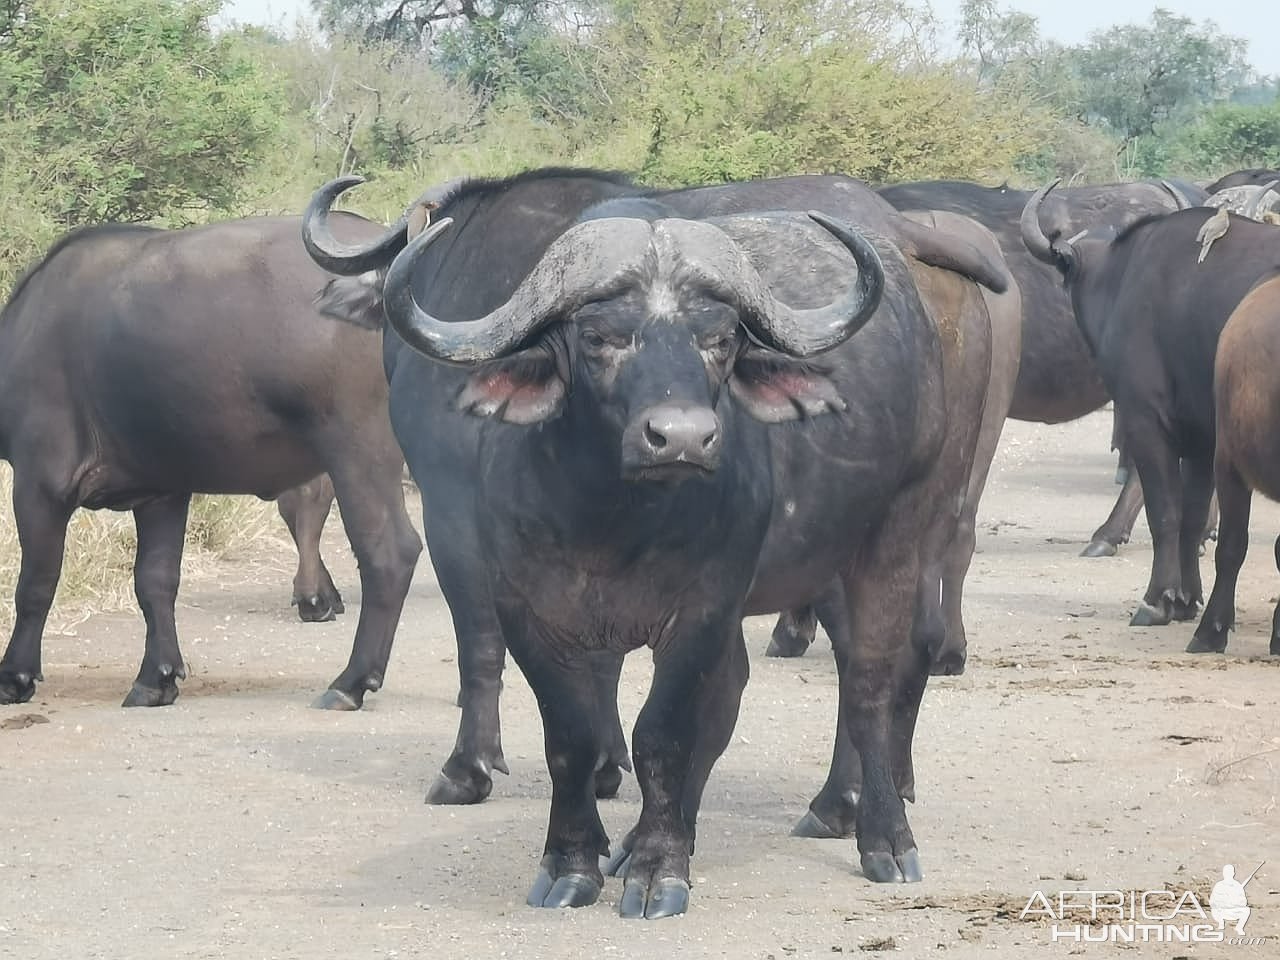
[1,409,1278,959]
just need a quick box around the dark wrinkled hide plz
[305,169,998,912]
[877,178,1204,423]
[1021,197,1280,631]
[877,178,1208,558]
[1192,275,1280,656]
[1206,168,1280,193]
[0,216,419,708]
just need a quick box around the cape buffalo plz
[1207,168,1280,193]
[1192,274,1280,655]
[1021,181,1280,631]
[766,177,1208,665]
[305,169,1006,913]
[876,179,1208,559]
[0,215,419,707]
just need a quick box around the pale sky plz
[216,0,1280,77]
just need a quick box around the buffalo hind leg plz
[277,475,344,622]
[793,587,862,839]
[1272,535,1280,656]
[1126,425,1185,627]
[589,650,631,800]
[314,458,420,710]
[793,581,924,843]
[123,495,191,707]
[420,480,509,804]
[1190,463,1251,654]
[0,480,73,704]
[1083,469,1144,557]
[1174,454,1213,621]
[765,606,818,657]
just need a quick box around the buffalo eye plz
[701,332,737,361]
[580,328,607,352]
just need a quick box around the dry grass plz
[0,463,292,632]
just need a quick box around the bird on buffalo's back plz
[1197,207,1231,263]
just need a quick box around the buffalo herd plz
[2,162,1278,918]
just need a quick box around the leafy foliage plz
[0,0,283,225]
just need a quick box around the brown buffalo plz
[1191,272,1280,655]
[0,215,418,708]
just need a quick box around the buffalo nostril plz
[644,421,668,449]
[702,430,718,450]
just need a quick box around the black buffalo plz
[0,216,419,707]
[305,169,1007,915]
[1021,181,1280,633]
[1207,168,1280,193]
[877,179,1209,558]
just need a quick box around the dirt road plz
[2,410,1277,958]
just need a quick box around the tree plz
[0,0,284,225]
[1173,101,1280,173]
[312,0,597,117]
[1067,8,1251,143]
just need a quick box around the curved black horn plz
[383,217,653,364]
[302,176,409,276]
[1159,180,1195,211]
[1246,179,1280,220]
[1019,179,1078,275]
[735,212,884,356]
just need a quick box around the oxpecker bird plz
[1197,206,1231,263]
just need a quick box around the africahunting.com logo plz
[1021,862,1268,945]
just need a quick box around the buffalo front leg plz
[315,461,421,710]
[276,475,344,622]
[123,495,191,707]
[0,480,73,704]
[606,628,750,904]
[500,616,610,910]
[611,616,745,919]
[1190,463,1251,654]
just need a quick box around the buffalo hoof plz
[0,668,39,705]
[122,680,179,708]
[765,615,815,658]
[595,762,625,800]
[426,770,492,805]
[1129,602,1172,627]
[1186,630,1228,654]
[312,687,362,711]
[792,808,854,839]
[619,876,690,920]
[295,595,338,623]
[526,856,602,910]
[930,647,967,676]
[1172,597,1201,622]
[861,848,923,883]
[1271,634,1280,656]
[1081,540,1119,558]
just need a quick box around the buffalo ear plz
[456,349,566,424]
[729,352,846,422]
[315,273,385,330]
